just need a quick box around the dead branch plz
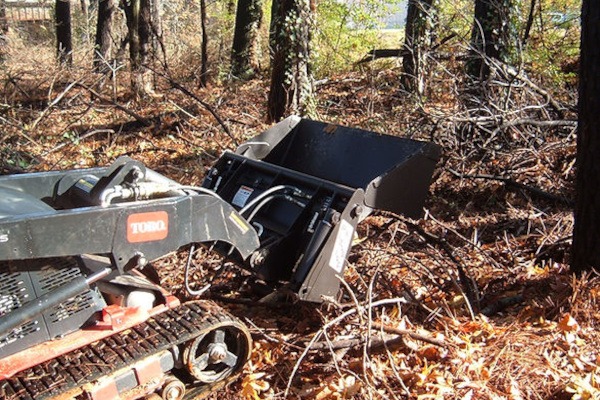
[480,293,524,316]
[31,79,80,130]
[357,33,458,64]
[285,297,410,397]
[145,66,238,146]
[308,335,405,351]
[399,216,480,315]
[42,129,115,156]
[492,118,577,134]
[447,168,574,206]
[370,322,451,348]
[357,49,410,64]
[1,161,24,174]
[76,83,153,127]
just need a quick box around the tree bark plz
[0,0,8,63]
[231,0,263,79]
[56,0,73,66]
[401,0,436,95]
[124,0,140,69]
[571,0,600,273]
[199,0,208,86]
[94,0,117,70]
[124,0,154,96]
[151,0,165,65]
[467,0,518,80]
[267,0,313,122]
[138,0,152,92]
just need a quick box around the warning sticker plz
[329,219,354,273]
[232,185,254,208]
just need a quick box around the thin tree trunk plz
[231,0,263,79]
[571,0,600,273]
[401,0,436,95]
[56,0,73,66]
[199,0,208,86]
[522,0,536,47]
[267,0,313,122]
[151,0,165,67]
[138,0,152,93]
[94,0,117,70]
[0,0,8,63]
[124,0,143,95]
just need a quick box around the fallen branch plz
[399,216,480,316]
[357,33,458,64]
[31,79,80,131]
[357,49,410,64]
[285,297,418,397]
[145,66,238,146]
[492,118,577,135]
[308,335,405,351]
[76,83,153,127]
[480,294,524,316]
[42,129,115,156]
[447,168,574,206]
[371,322,450,348]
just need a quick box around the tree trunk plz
[0,0,8,63]
[124,0,154,96]
[55,0,73,66]
[401,0,436,95]
[467,0,518,80]
[571,0,600,273]
[138,0,152,92]
[124,0,140,70]
[151,0,165,66]
[199,0,208,86]
[521,0,536,47]
[94,0,117,70]
[231,0,263,79]
[267,0,313,122]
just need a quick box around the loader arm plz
[0,193,258,272]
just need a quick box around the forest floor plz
[0,41,595,400]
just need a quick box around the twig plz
[492,119,577,137]
[370,322,451,348]
[308,335,405,351]
[284,298,408,397]
[144,66,238,146]
[31,79,80,130]
[399,216,479,317]
[76,83,153,127]
[243,317,304,351]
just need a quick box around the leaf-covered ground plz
[0,42,595,400]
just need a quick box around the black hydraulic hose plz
[239,185,309,216]
[0,268,111,338]
[246,194,307,222]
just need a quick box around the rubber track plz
[0,301,247,400]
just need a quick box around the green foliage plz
[523,0,580,87]
[312,0,405,78]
